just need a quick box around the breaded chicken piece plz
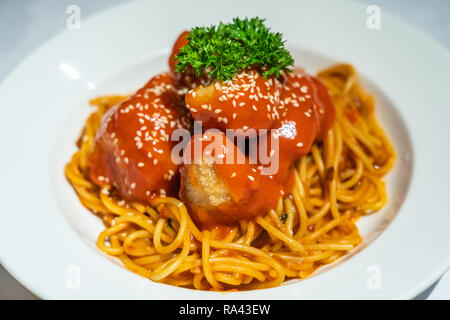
[87,73,192,201]
[180,155,231,209]
[185,69,283,133]
[179,131,283,227]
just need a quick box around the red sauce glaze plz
[87,73,192,201]
[269,70,335,179]
[211,225,235,240]
[346,109,360,123]
[179,131,284,227]
[169,31,190,76]
[185,70,283,134]
[306,73,335,141]
[88,30,334,228]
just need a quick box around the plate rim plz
[0,0,449,299]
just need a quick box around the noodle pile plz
[65,64,395,291]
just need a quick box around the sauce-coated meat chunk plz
[87,73,192,201]
[185,70,283,133]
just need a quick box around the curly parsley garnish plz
[174,17,294,81]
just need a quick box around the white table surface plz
[0,0,448,300]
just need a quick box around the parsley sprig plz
[174,17,294,81]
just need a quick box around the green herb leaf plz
[174,17,294,81]
[280,213,288,224]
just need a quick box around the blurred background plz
[0,0,449,299]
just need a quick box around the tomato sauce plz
[87,73,192,201]
[87,32,335,228]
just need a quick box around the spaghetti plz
[65,64,395,291]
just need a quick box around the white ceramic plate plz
[0,0,449,299]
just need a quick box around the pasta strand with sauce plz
[65,64,395,290]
